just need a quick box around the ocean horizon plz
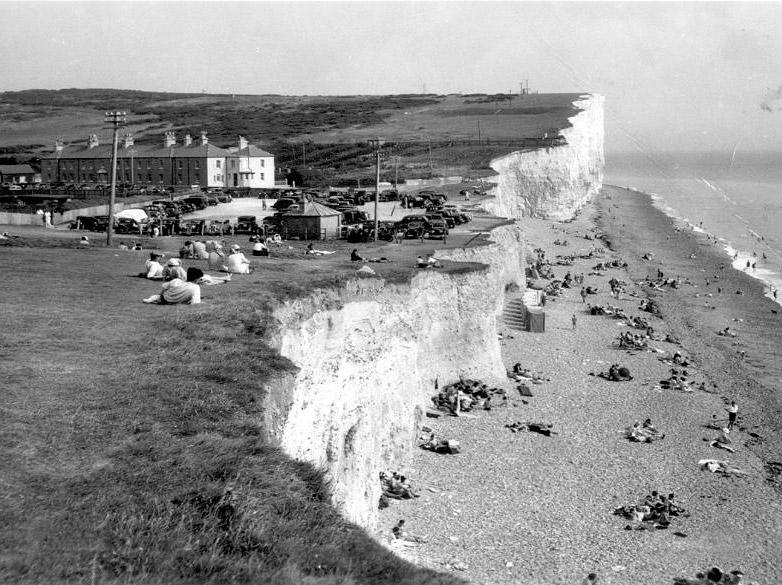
[605,149,782,305]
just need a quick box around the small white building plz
[225,136,275,189]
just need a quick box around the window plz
[260,159,265,167]
[230,160,235,168]
[193,174,200,183]
[177,160,183,169]
[138,173,143,182]
[216,160,221,168]
[260,173,264,181]
[146,173,152,182]
[158,159,163,169]
[125,173,130,182]
[177,173,183,183]
[195,161,200,169]
[158,174,164,183]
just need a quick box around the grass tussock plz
[0,246,463,585]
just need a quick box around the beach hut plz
[278,200,342,240]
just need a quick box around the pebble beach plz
[379,185,782,584]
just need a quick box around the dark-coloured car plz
[235,215,260,234]
[71,215,109,231]
[114,217,146,234]
[183,195,209,210]
[272,198,297,211]
[426,212,455,229]
[425,218,449,240]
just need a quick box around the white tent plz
[114,209,148,222]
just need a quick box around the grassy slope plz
[0,89,582,183]
[0,240,466,585]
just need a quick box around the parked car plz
[425,218,449,240]
[272,198,297,211]
[114,217,146,234]
[342,209,369,225]
[426,212,456,229]
[71,215,109,231]
[183,195,209,210]
[379,189,399,202]
[235,215,260,234]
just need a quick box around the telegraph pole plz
[369,137,382,242]
[105,111,126,246]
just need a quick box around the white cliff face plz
[264,224,525,529]
[484,94,605,221]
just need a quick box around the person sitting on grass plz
[163,258,187,281]
[142,269,202,305]
[141,252,165,280]
[179,240,195,259]
[351,248,365,262]
[251,236,270,257]
[193,239,209,260]
[224,244,251,274]
[79,235,90,245]
[416,255,428,268]
[427,254,442,268]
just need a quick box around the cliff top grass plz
[0,183,513,583]
[0,241,469,584]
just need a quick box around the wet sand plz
[380,186,782,584]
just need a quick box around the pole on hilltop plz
[105,111,126,246]
[369,137,382,242]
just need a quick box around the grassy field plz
[0,218,501,584]
[0,89,582,185]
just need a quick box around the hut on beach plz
[277,200,341,240]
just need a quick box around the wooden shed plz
[278,200,342,240]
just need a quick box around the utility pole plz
[369,137,382,242]
[104,111,126,246]
[394,155,398,190]
[477,120,481,142]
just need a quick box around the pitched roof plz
[232,145,274,158]
[0,164,37,175]
[41,142,232,160]
[281,200,341,217]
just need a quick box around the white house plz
[225,136,275,189]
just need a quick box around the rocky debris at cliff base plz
[614,490,688,530]
[673,567,754,585]
[420,433,461,454]
[505,421,557,436]
[431,379,507,415]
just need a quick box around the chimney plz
[183,133,192,146]
[200,131,208,145]
[164,131,176,148]
[122,133,134,148]
[54,138,65,153]
[238,135,248,150]
[87,134,99,149]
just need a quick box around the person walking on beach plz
[580,287,587,303]
[572,314,577,330]
[727,401,738,431]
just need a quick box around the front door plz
[233,173,238,187]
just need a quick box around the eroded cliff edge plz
[260,223,525,529]
[483,93,605,220]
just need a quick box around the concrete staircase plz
[503,297,527,331]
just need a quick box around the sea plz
[605,150,782,305]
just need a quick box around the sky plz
[2,1,782,156]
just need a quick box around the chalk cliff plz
[484,94,605,220]
[261,223,525,529]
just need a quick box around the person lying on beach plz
[505,421,557,436]
[709,428,736,453]
[391,519,428,544]
[673,566,746,585]
[698,459,748,476]
[420,433,461,454]
[380,471,419,499]
[717,327,737,337]
[625,421,665,442]
[305,243,334,256]
[351,248,365,262]
[426,254,442,268]
[585,286,599,294]
[592,364,633,381]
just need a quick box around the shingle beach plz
[379,186,782,585]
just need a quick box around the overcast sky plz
[2,1,782,155]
